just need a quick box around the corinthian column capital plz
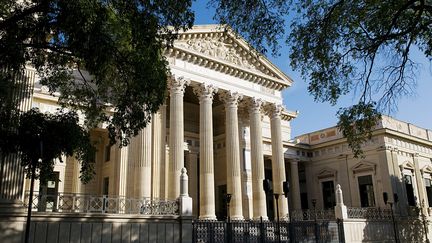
[244,97,263,113]
[168,76,190,94]
[193,83,218,101]
[220,90,243,107]
[264,103,284,119]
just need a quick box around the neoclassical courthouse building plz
[2,25,432,223]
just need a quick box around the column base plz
[253,216,268,221]
[198,215,217,221]
[0,199,25,213]
[229,215,244,221]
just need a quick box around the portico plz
[4,25,299,221]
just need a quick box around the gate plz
[192,219,344,243]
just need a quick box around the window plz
[404,175,416,206]
[425,178,432,207]
[322,181,336,209]
[358,175,375,207]
[104,145,111,162]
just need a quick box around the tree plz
[211,0,432,157]
[14,108,96,243]
[0,0,194,183]
[0,0,194,147]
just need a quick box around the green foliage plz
[0,0,193,183]
[212,0,432,154]
[15,108,95,184]
[0,0,194,145]
[337,102,381,158]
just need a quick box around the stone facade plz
[1,25,432,232]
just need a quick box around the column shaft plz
[249,98,267,220]
[290,160,302,210]
[152,112,162,199]
[269,104,288,219]
[137,124,152,198]
[159,104,167,199]
[116,144,128,197]
[195,84,217,220]
[168,77,189,199]
[222,91,243,220]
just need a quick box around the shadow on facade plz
[0,210,189,243]
[361,175,428,242]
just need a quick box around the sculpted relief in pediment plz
[178,36,258,71]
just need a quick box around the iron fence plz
[23,191,179,215]
[347,207,392,220]
[192,219,343,243]
[291,209,336,221]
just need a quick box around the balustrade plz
[23,191,179,215]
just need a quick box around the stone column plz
[0,69,35,211]
[152,111,162,199]
[168,77,190,199]
[136,124,152,199]
[290,160,302,210]
[248,98,267,220]
[221,91,244,220]
[187,152,199,217]
[159,104,168,199]
[115,144,129,197]
[194,83,218,220]
[268,104,288,219]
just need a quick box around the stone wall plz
[0,213,191,243]
[341,218,432,243]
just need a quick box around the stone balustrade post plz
[335,184,348,219]
[178,167,193,243]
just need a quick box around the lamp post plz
[225,193,232,243]
[421,200,430,243]
[312,199,318,243]
[283,181,293,242]
[383,192,399,243]
[274,193,281,243]
[25,135,43,243]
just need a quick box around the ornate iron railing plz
[23,191,179,215]
[192,219,343,243]
[347,207,392,220]
[291,209,335,221]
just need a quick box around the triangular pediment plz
[400,161,415,172]
[317,167,337,179]
[421,165,432,175]
[352,161,376,174]
[168,25,292,91]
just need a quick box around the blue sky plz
[191,1,432,137]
